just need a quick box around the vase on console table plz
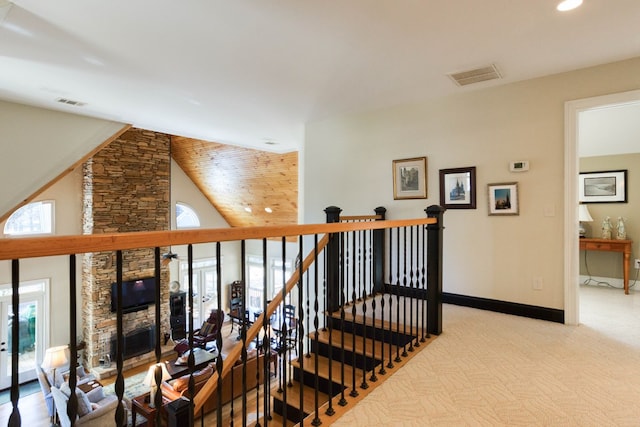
[601,216,612,240]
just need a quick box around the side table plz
[132,392,167,427]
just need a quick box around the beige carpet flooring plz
[333,284,640,426]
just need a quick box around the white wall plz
[304,57,640,311]
[0,169,84,348]
[0,100,126,221]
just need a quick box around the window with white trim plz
[176,202,200,229]
[4,201,54,236]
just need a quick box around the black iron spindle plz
[312,234,322,426]
[8,260,20,427]
[359,230,368,390]
[338,231,348,407]
[298,236,305,426]
[114,251,126,425]
[216,243,224,427]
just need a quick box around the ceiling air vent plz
[56,97,87,107]
[448,64,502,87]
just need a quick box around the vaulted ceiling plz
[171,137,298,228]
[2,1,640,154]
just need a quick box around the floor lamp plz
[42,345,69,423]
[42,345,69,387]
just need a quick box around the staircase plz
[265,295,435,426]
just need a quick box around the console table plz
[579,238,632,294]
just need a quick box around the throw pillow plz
[60,383,93,417]
[199,321,215,337]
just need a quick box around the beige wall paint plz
[304,57,640,311]
[579,154,640,281]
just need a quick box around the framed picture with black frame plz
[579,170,627,203]
[439,166,476,209]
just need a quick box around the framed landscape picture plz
[439,166,476,209]
[579,170,627,203]
[488,182,519,216]
[393,157,427,200]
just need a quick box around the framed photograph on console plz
[488,182,519,216]
[393,157,427,200]
[439,166,476,209]
[579,170,627,203]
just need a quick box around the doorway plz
[0,280,47,389]
[564,89,640,325]
[179,258,218,331]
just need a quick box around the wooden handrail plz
[192,234,330,414]
[0,218,435,261]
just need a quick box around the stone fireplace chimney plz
[81,128,171,370]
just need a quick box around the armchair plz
[50,384,122,427]
[174,309,224,354]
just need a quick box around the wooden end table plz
[580,238,633,294]
[132,392,168,427]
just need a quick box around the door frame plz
[564,89,640,325]
[0,278,49,388]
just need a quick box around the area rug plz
[102,370,148,401]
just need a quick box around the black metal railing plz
[2,205,443,427]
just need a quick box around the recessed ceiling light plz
[557,0,583,11]
[244,206,252,213]
[265,207,273,213]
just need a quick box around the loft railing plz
[0,205,444,427]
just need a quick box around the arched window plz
[4,201,54,236]
[176,202,200,229]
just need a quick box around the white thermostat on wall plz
[509,160,529,172]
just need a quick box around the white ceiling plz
[1,0,639,153]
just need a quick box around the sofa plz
[160,348,268,415]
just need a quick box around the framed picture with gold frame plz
[392,157,427,200]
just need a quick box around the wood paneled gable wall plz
[171,136,298,227]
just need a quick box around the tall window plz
[179,258,218,329]
[3,201,54,236]
[246,256,293,310]
[176,202,200,229]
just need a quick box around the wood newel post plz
[425,205,445,335]
[373,206,386,293]
[324,206,342,312]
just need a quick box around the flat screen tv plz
[110,277,157,313]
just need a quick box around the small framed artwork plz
[393,157,427,200]
[579,170,627,203]
[488,182,519,216]
[439,166,476,209]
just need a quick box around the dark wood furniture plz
[77,380,102,394]
[165,348,217,379]
[131,392,168,427]
[580,238,632,294]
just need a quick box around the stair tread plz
[292,354,362,388]
[314,329,408,358]
[249,412,296,427]
[274,381,331,412]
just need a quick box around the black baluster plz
[216,243,224,426]
[338,231,348,407]
[369,228,378,383]
[387,228,394,370]
[360,230,368,390]
[8,260,20,427]
[402,227,409,358]
[115,251,126,425]
[408,227,415,353]
[350,231,359,398]
[312,234,322,426]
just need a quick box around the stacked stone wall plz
[81,128,170,368]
